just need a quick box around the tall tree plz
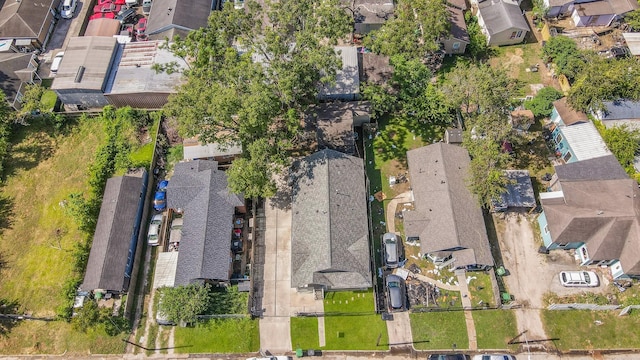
[363,0,450,59]
[524,86,563,117]
[601,124,640,175]
[464,136,511,208]
[157,284,210,326]
[163,0,351,197]
[542,36,585,81]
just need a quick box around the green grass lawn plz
[0,117,104,315]
[40,90,57,110]
[467,272,496,307]
[542,310,640,351]
[174,318,260,353]
[410,311,469,350]
[490,43,544,95]
[291,317,320,349]
[321,291,388,350]
[473,310,518,350]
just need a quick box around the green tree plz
[542,36,585,81]
[363,0,450,59]
[17,84,44,118]
[360,82,396,120]
[601,124,640,175]
[464,12,491,60]
[524,86,563,117]
[568,56,640,112]
[164,0,351,198]
[625,9,640,32]
[464,136,511,208]
[157,284,210,326]
[71,300,102,332]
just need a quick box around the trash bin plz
[296,348,303,358]
[501,292,512,303]
[496,266,506,276]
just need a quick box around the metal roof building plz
[623,33,640,56]
[318,46,360,101]
[557,122,611,162]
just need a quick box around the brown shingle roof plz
[553,97,588,125]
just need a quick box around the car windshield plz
[148,234,158,240]
[584,272,590,283]
[388,281,399,288]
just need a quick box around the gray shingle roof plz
[404,143,494,267]
[600,100,640,121]
[167,160,243,285]
[147,0,212,39]
[82,174,145,292]
[555,155,629,182]
[291,149,372,290]
[494,170,536,210]
[478,0,529,35]
[0,0,58,40]
[0,52,34,103]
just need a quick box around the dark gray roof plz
[448,6,469,43]
[555,155,629,182]
[305,102,370,155]
[167,160,243,285]
[291,149,372,290]
[404,143,494,267]
[147,0,212,39]
[541,177,640,276]
[82,174,145,292]
[493,170,536,210]
[478,0,529,35]
[0,0,58,40]
[600,100,640,121]
[0,52,35,102]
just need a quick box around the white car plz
[169,217,183,244]
[246,357,289,360]
[147,214,163,246]
[559,271,599,287]
[50,52,64,75]
[472,355,515,360]
[60,0,77,19]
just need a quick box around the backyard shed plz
[492,170,536,212]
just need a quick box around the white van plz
[50,51,64,75]
[60,0,77,19]
[559,271,599,287]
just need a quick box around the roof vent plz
[74,66,85,83]
[596,210,604,215]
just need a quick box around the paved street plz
[259,199,293,353]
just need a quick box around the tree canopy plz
[542,36,585,81]
[363,0,450,59]
[524,86,563,118]
[600,124,640,175]
[157,284,210,325]
[163,0,351,198]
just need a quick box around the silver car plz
[385,274,406,311]
[382,233,400,268]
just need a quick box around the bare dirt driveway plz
[496,213,610,349]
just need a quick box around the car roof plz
[386,274,402,284]
[151,214,163,221]
[171,217,183,227]
[383,232,397,242]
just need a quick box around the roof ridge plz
[440,144,463,250]
[324,150,333,268]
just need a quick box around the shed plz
[492,170,536,212]
[104,41,187,109]
[623,33,640,56]
[349,0,394,34]
[442,6,469,55]
[52,36,118,109]
[477,0,529,46]
[182,137,242,163]
[81,172,147,294]
[318,46,360,101]
[84,19,122,37]
[444,128,463,144]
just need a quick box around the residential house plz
[0,52,41,110]
[348,0,395,35]
[147,0,213,41]
[167,160,244,286]
[510,108,535,132]
[182,137,242,164]
[537,155,640,279]
[442,6,470,55]
[81,171,148,294]
[492,170,536,212]
[404,143,494,269]
[51,36,119,110]
[593,99,640,129]
[551,97,588,126]
[571,0,638,27]
[623,33,640,56]
[0,0,60,51]
[104,41,187,109]
[551,121,611,163]
[304,102,371,155]
[476,0,529,46]
[544,0,573,18]
[318,46,360,101]
[291,149,372,291]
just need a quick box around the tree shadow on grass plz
[3,121,56,180]
[0,193,14,236]
[0,299,21,337]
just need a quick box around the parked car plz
[135,17,147,35]
[147,214,162,246]
[472,355,514,360]
[464,264,492,272]
[246,357,290,360]
[115,7,137,23]
[559,271,599,287]
[89,12,116,20]
[60,0,77,19]
[98,0,126,5]
[382,232,401,268]
[385,274,406,311]
[93,3,121,13]
[153,191,166,211]
[142,0,152,14]
[157,179,168,191]
[50,52,65,75]
[428,355,470,360]
[169,217,183,244]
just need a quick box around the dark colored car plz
[382,232,401,268]
[427,354,470,360]
[385,274,406,312]
[153,191,166,211]
[115,7,136,23]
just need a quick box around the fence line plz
[547,303,621,311]
[197,314,249,319]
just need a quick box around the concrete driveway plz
[386,311,413,349]
[496,213,610,347]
